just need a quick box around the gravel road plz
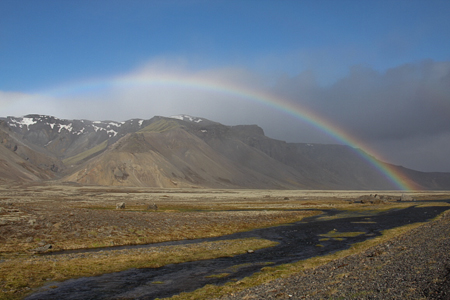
[219,211,450,300]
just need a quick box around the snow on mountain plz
[170,114,203,123]
[3,115,145,138]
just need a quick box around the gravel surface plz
[219,212,450,300]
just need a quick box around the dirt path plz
[219,211,450,300]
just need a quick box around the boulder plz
[146,203,158,211]
[32,244,52,253]
[400,194,414,201]
[116,202,126,209]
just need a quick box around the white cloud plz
[0,59,449,172]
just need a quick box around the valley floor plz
[1,184,449,299]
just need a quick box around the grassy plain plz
[0,184,448,299]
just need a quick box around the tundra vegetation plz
[0,184,448,300]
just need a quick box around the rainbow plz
[38,72,418,190]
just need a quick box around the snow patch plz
[58,123,73,133]
[170,115,184,121]
[107,130,118,136]
[20,117,37,126]
[92,125,104,132]
[170,114,203,123]
[108,122,121,127]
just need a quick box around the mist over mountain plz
[0,114,449,190]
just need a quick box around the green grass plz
[0,238,277,300]
[205,273,230,279]
[319,229,366,239]
[138,119,181,133]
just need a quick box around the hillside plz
[0,121,61,182]
[1,114,450,189]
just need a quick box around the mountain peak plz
[170,114,204,123]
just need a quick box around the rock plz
[146,203,158,211]
[356,195,388,204]
[372,199,388,205]
[28,219,36,225]
[247,249,254,254]
[401,194,414,201]
[32,244,52,253]
[116,202,126,209]
[284,197,290,200]
[113,167,129,181]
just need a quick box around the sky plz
[0,0,450,172]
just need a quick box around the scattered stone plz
[116,202,126,209]
[222,212,450,300]
[400,194,414,201]
[247,249,254,254]
[356,195,392,204]
[146,203,158,211]
[32,244,52,253]
[113,167,129,181]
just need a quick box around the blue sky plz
[2,0,449,90]
[1,0,450,172]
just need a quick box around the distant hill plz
[1,114,449,190]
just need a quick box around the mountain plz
[2,115,152,160]
[1,114,450,190]
[0,120,61,182]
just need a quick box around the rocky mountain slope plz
[1,114,449,190]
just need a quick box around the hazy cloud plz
[273,60,450,171]
[0,59,449,172]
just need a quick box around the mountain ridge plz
[1,114,449,190]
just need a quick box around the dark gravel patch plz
[219,211,450,300]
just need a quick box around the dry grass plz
[0,238,277,300]
[1,184,449,300]
[0,208,319,254]
[319,229,366,239]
